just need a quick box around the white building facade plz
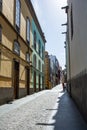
[66,0,87,121]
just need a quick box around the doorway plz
[34,71,36,92]
[26,68,30,95]
[39,74,41,91]
[13,61,19,99]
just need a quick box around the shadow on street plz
[36,90,87,130]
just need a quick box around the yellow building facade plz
[0,0,33,104]
[44,51,50,89]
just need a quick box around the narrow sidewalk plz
[46,88,87,130]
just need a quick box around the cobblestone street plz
[1,0,87,130]
[0,86,59,130]
[0,85,87,130]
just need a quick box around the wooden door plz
[14,61,19,99]
[39,74,40,91]
[34,71,36,92]
[26,68,30,95]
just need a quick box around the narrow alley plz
[1,0,87,130]
[0,85,87,130]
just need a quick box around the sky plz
[31,0,67,69]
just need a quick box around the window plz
[38,40,41,56]
[0,0,2,12]
[34,31,36,50]
[71,5,73,39]
[26,52,30,62]
[37,40,39,53]
[33,54,37,68]
[26,18,30,44]
[0,25,2,42]
[42,46,44,59]
[38,60,41,71]
[42,64,44,72]
[15,0,21,32]
[14,41,20,55]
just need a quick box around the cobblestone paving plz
[0,86,59,130]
